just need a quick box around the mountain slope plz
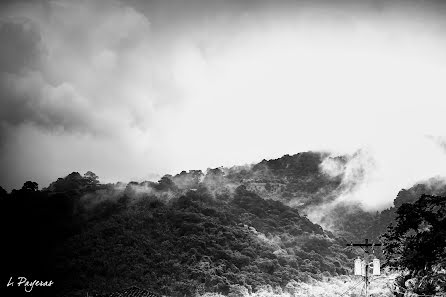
[1,173,353,297]
[2,152,445,296]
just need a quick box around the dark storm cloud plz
[0,20,46,145]
[0,0,180,189]
[0,73,98,135]
[125,0,446,20]
[0,20,96,138]
[1,0,446,197]
[0,21,43,74]
[1,0,445,135]
[0,0,158,137]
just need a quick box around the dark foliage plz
[0,172,352,297]
[0,152,445,296]
[224,152,343,207]
[0,185,7,199]
[4,153,444,297]
[382,195,446,295]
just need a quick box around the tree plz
[155,175,178,191]
[84,171,100,186]
[382,194,446,295]
[0,186,7,200]
[21,181,38,192]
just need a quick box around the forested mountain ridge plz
[1,152,445,296]
[163,151,446,242]
[1,169,353,297]
[169,152,345,208]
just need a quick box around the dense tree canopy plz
[382,194,446,295]
[22,180,39,192]
[0,173,353,297]
[3,154,446,296]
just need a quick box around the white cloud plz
[1,0,446,208]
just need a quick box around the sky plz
[1,0,446,209]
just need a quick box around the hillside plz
[170,152,345,209]
[167,152,381,242]
[0,171,354,297]
[1,152,445,296]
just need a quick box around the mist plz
[1,0,446,211]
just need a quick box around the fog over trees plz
[1,152,444,296]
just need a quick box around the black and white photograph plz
[0,0,445,296]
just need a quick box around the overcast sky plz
[1,0,446,208]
